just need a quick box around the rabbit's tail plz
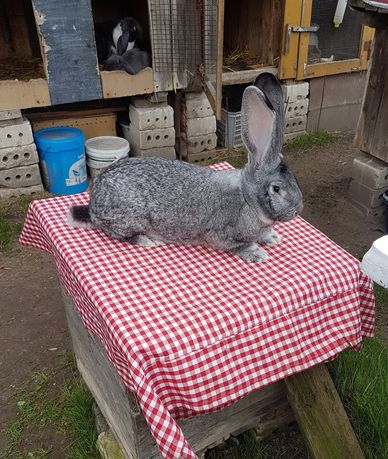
[67,205,92,229]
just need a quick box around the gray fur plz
[69,73,303,263]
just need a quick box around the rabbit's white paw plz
[263,229,282,247]
[235,244,269,263]
[132,235,166,248]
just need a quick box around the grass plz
[0,209,22,253]
[1,352,99,459]
[328,284,388,459]
[284,131,338,152]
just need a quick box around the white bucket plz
[85,136,130,180]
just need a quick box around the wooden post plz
[354,23,388,162]
[285,364,365,459]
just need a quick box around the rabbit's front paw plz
[263,229,282,247]
[235,244,269,263]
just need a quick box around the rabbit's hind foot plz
[131,235,166,248]
[234,243,269,263]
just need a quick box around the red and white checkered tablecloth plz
[19,162,375,459]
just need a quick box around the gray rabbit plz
[104,48,150,75]
[68,73,303,263]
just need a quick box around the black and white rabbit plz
[94,17,144,64]
[68,73,303,263]
[104,48,150,75]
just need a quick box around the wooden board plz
[100,68,154,99]
[0,78,50,110]
[29,113,117,139]
[355,26,388,162]
[62,289,294,459]
[285,364,365,459]
[222,66,278,86]
[31,0,102,105]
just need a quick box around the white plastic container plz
[85,136,130,180]
[120,120,130,143]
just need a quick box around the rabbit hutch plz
[0,0,374,132]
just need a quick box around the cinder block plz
[129,102,174,130]
[184,150,219,164]
[128,126,175,149]
[284,116,307,134]
[349,180,386,209]
[185,92,214,118]
[283,131,307,144]
[187,133,217,154]
[0,117,34,148]
[284,99,309,118]
[130,145,176,159]
[0,184,44,199]
[282,82,309,103]
[352,152,388,190]
[186,116,216,137]
[0,109,22,121]
[0,164,42,188]
[0,143,39,170]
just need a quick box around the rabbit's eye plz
[273,185,280,193]
[132,27,136,32]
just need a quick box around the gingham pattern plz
[19,162,375,459]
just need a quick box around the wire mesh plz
[308,0,363,64]
[147,0,217,91]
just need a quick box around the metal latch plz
[284,24,320,55]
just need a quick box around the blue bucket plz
[34,127,88,195]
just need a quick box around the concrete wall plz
[307,72,367,133]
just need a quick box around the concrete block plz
[130,145,176,159]
[0,184,44,199]
[185,92,214,118]
[129,102,174,130]
[187,133,217,153]
[284,116,307,134]
[285,99,309,118]
[128,126,175,149]
[283,131,307,144]
[352,152,388,190]
[349,180,386,209]
[184,150,219,164]
[0,117,34,148]
[0,143,39,170]
[0,109,22,121]
[0,164,42,188]
[282,82,309,103]
[186,116,216,137]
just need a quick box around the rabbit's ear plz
[254,73,285,157]
[117,31,129,55]
[241,85,276,168]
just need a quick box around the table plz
[19,162,375,459]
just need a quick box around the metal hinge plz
[284,24,320,55]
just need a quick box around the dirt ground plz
[0,132,386,457]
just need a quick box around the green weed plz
[284,131,338,151]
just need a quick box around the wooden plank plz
[296,0,313,80]
[355,26,388,162]
[285,363,365,459]
[31,0,102,105]
[0,78,50,110]
[62,289,294,459]
[100,68,154,99]
[303,59,365,79]
[222,66,278,86]
[279,0,303,80]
